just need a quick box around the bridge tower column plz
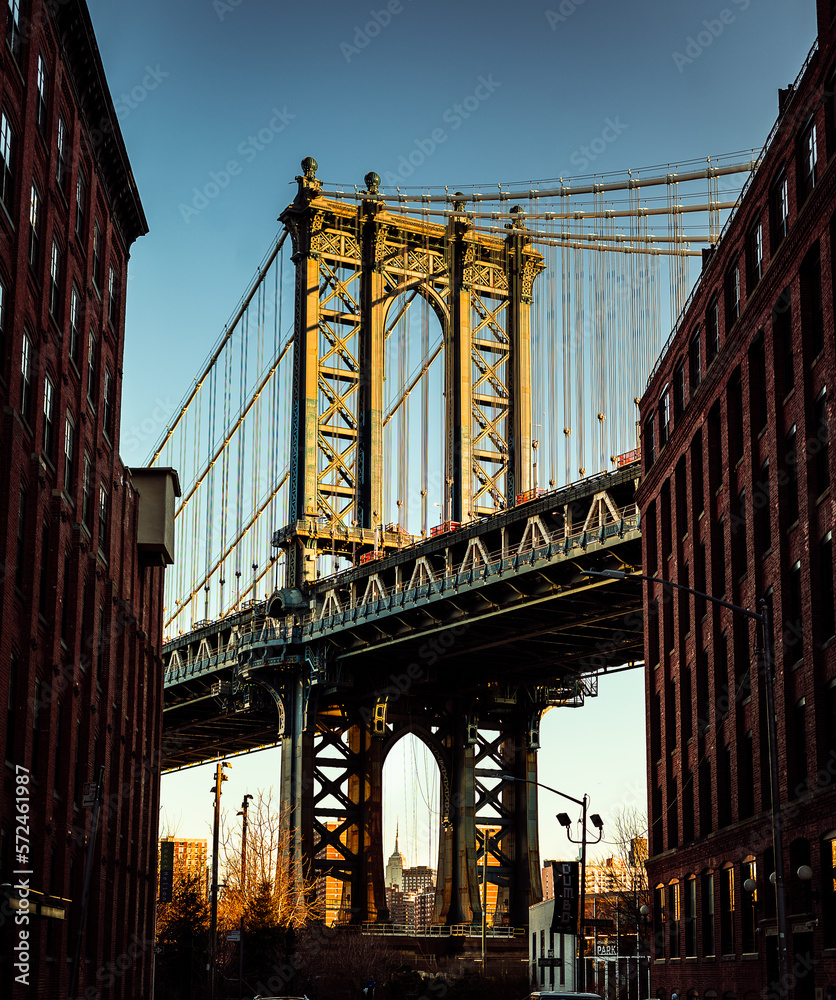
[281,157,326,589]
[445,206,474,524]
[345,722,388,923]
[434,705,481,924]
[501,715,543,925]
[357,177,387,532]
[504,213,544,503]
[279,673,315,883]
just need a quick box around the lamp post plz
[500,774,603,991]
[583,567,789,1000]
[209,760,231,1000]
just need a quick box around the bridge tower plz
[261,159,549,928]
[278,157,545,590]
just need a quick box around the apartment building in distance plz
[638,1,836,997]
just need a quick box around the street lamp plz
[500,774,603,991]
[582,566,788,1000]
[208,760,231,1000]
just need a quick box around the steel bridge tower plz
[250,159,552,927]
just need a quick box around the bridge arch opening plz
[381,732,442,911]
[381,287,446,538]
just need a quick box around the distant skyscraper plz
[384,824,405,888]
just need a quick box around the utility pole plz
[237,793,253,1000]
[209,760,230,1000]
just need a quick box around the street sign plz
[82,782,98,808]
[227,930,241,942]
[538,958,563,968]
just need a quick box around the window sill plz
[742,952,759,960]
[816,487,831,507]
[811,349,825,369]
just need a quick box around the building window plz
[107,265,119,328]
[653,884,665,959]
[706,298,719,363]
[36,54,49,135]
[98,483,108,552]
[741,858,757,953]
[43,374,55,460]
[747,219,763,288]
[823,831,836,949]
[771,170,790,248]
[820,532,835,642]
[725,264,740,330]
[56,115,69,192]
[49,238,61,319]
[684,876,697,957]
[76,171,87,242]
[103,367,113,440]
[92,220,103,291]
[785,560,803,666]
[64,412,75,494]
[689,327,701,390]
[786,425,799,524]
[20,329,33,421]
[735,489,748,577]
[668,880,681,958]
[800,243,824,359]
[87,329,97,405]
[644,414,656,469]
[814,387,829,496]
[32,681,41,777]
[739,730,754,818]
[728,368,744,464]
[793,698,807,793]
[15,487,26,590]
[38,518,50,615]
[749,330,767,433]
[773,288,793,394]
[702,870,715,956]
[720,864,735,955]
[799,118,818,203]
[673,360,686,419]
[0,275,6,361]
[757,460,771,554]
[69,285,81,364]
[0,111,15,214]
[82,454,93,529]
[29,183,41,270]
[660,386,671,447]
[7,0,23,65]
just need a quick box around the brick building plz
[637,2,836,998]
[0,2,177,998]
[159,837,209,893]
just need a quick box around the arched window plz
[669,879,681,958]
[720,863,735,955]
[684,875,697,957]
[654,883,666,960]
[702,868,715,956]
[741,856,757,953]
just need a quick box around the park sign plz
[159,842,174,903]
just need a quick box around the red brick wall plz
[0,3,165,998]
[637,3,836,998]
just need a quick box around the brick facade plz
[0,3,174,998]
[637,3,836,999]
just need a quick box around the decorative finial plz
[301,156,318,180]
[364,171,381,195]
[453,191,467,212]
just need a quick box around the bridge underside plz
[161,466,643,929]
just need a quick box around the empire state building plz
[384,825,405,888]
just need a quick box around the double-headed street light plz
[582,567,788,1000]
[500,775,603,991]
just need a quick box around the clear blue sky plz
[85,0,818,862]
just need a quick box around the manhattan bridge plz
[157,151,756,931]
